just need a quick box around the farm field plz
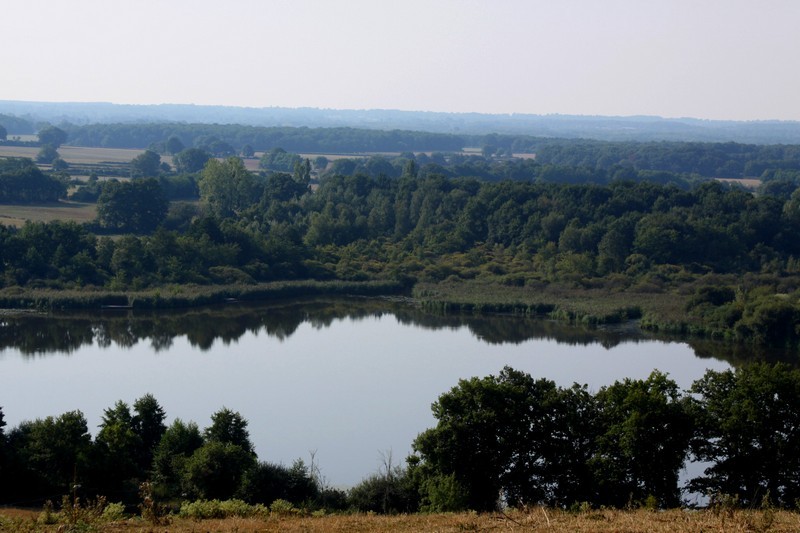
[0,145,154,165]
[0,201,97,227]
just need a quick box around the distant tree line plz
[2,363,797,512]
[49,122,800,179]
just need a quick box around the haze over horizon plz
[3,0,799,122]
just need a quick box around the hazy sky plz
[3,0,799,120]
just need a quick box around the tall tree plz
[130,150,162,177]
[690,363,800,507]
[591,372,693,508]
[173,148,211,173]
[132,394,167,473]
[199,157,259,218]
[204,407,255,456]
[37,126,68,148]
[96,179,168,233]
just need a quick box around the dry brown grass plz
[0,201,97,227]
[0,145,153,165]
[2,507,799,532]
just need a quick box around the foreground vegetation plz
[3,505,800,533]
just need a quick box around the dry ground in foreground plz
[2,507,799,532]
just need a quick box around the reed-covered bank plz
[0,280,407,311]
[413,280,690,328]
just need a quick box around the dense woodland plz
[1,363,799,512]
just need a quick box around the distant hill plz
[1,100,800,144]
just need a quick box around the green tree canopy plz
[37,126,67,148]
[690,363,800,507]
[96,178,168,233]
[35,144,59,164]
[199,157,259,218]
[173,148,211,173]
[130,150,162,177]
[204,407,254,456]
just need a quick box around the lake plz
[0,297,734,488]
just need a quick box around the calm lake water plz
[0,297,735,488]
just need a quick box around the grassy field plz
[0,201,97,227]
[1,507,798,532]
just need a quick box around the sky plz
[2,0,799,121]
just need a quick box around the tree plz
[37,126,68,148]
[260,147,301,172]
[239,459,319,506]
[204,407,255,455]
[690,363,800,507]
[182,441,255,500]
[0,124,7,141]
[413,367,575,511]
[199,157,259,218]
[152,419,204,498]
[591,372,693,508]
[132,394,167,473]
[165,135,185,155]
[241,144,255,158]
[96,178,168,233]
[130,150,162,177]
[36,144,59,164]
[94,401,142,495]
[6,411,92,499]
[0,158,66,202]
[173,148,211,173]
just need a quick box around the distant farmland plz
[0,201,97,228]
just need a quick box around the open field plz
[0,201,97,227]
[0,145,154,165]
[1,507,798,532]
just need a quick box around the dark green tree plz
[165,135,185,155]
[96,178,168,233]
[37,126,67,148]
[130,150,162,177]
[94,401,142,496]
[182,441,256,500]
[590,372,693,508]
[173,148,211,173]
[6,411,92,500]
[204,407,255,456]
[36,144,59,164]
[152,419,204,498]
[132,394,167,473]
[413,367,578,510]
[689,363,800,507]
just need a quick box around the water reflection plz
[0,296,745,488]
[0,297,793,366]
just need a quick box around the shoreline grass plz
[0,279,408,312]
